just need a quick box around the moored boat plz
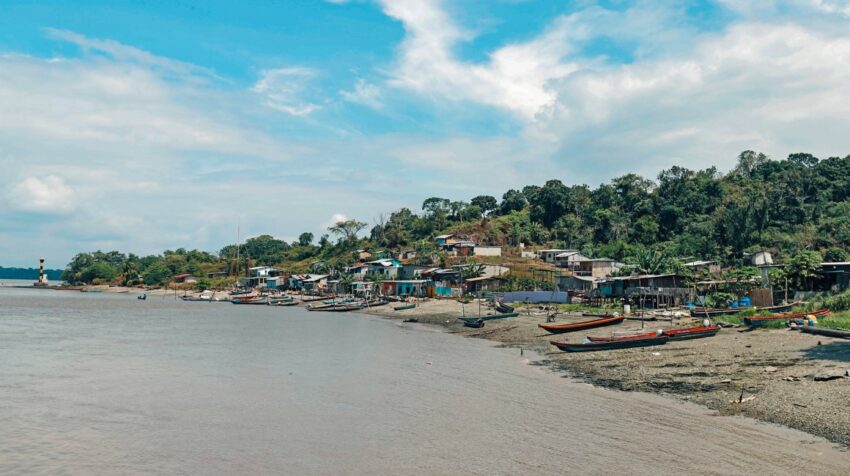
[662,324,720,340]
[538,315,625,334]
[550,334,669,352]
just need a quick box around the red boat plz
[550,334,669,352]
[588,325,721,342]
[538,315,625,334]
[743,309,830,326]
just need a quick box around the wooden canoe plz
[799,326,850,339]
[538,315,625,334]
[587,326,720,342]
[743,309,830,326]
[551,335,669,352]
[393,304,416,311]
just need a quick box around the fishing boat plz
[800,326,850,339]
[691,302,799,318]
[323,296,355,305]
[270,300,299,307]
[232,296,268,305]
[461,318,485,328]
[495,302,514,314]
[538,315,625,334]
[743,309,830,327]
[662,324,720,340]
[550,334,669,352]
[590,325,721,342]
[300,295,329,303]
[458,312,520,326]
[393,303,416,311]
[268,296,295,305]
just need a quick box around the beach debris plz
[720,378,732,384]
[652,352,661,356]
[731,395,757,404]
[764,366,778,373]
[812,371,847,382]
[792,402,808,408]
[782,376,801,382]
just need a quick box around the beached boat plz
[550,334,669,352]
[270,300,299,307]
[495,302,514,314]
[268,296,294,305]
[458,312,520,326]
[799,326,850,339]
[393,304,416,311]
[538,315,625,334]
[461,318,485,328]
[743,309,830,327]
[181,296,206,302]
[323,297,355,305]
[588,325,720,342]
[691,302,798,318]
[662,324,720,340]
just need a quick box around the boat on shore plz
[394,303,416,311]
[587,325,720,342]
[270,300,299,306]
[551,334,669,352]
[538,315,625,334]
[743,309,830,327]
[458,312,520,327]
[691,302,798,318]
[799,325,850,339]
[495,302,514,314]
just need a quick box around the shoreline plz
[357,298,850,449]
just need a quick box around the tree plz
[298,232,314,247]
[143,262,171,286]
[470,195,498,216]
[328,219,367,242]
[786,250,823,290]
[824,247,848,263]
[529,179,570,228]
[499,189,527,214]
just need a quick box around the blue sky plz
[2,0,850,267]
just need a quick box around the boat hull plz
[538,315,625,334]
[551,335,669,352]
[800,326,850,339]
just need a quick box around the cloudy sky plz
[2,0,850,267]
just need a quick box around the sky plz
[2,0,850,267]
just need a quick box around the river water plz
[1,287,848,475]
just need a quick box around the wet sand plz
[362,298,850,448]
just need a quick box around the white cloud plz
[379,0,579,121]
[10,175,76,213]
[252,67,319,116]
[325,213,349,228]
[340,79,384,109]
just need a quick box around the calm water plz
[1,288,849,475]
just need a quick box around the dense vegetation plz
[62,151,850,290]
[0,266,63,281]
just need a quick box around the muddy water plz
[1,287,848,475]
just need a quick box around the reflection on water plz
[1,288,848,475]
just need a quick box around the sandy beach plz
[359,298,850,448]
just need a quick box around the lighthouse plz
[35,257,48,287]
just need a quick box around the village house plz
[288,274,329,291]
[435,234,458,248]
[539,249,574,264]
[682,260,721,276]
[553,250,590,270]
[241,266,282,288]
[745,251,774,266]
[172,273,198,284]
[596,273,693,307]
[366,258,402,279]
[557,275,599,294]
[575,258,623,278]
[820,261,850,292]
